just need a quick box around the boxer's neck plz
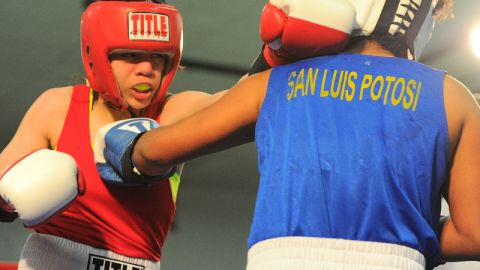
[345,40,396,58]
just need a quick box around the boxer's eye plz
[110,52,141,61]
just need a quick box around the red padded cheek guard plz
[81,1,183,110]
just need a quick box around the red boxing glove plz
[254,0,357,71]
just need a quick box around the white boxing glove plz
[0,149,85,227]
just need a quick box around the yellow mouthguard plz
[134,84,150,92]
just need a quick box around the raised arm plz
[440,75,480,261]
[133,70,270,176]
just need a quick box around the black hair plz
[82,0,95,8]
[345,33,409,59]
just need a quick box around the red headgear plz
[81,1,183,110]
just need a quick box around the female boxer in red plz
[97,0,480,269]
[0,1,223,269]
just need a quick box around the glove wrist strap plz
[120,132,176,185]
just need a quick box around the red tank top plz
[35,85,176,261]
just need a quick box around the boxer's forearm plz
[133,119,255,176]
[133,79,263,175]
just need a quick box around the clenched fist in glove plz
[0,149,85,227]
[94,118,176,186]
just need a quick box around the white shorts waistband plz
[18,233,160,270]
[247,237,426,270]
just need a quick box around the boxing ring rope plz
[0,262,17,270]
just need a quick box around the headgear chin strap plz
[81,1,183,110]
[347,0,439,60]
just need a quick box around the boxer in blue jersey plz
[96,0,480,269]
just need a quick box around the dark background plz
[1,1,479,269]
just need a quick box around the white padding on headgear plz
[347,0,438,60]
[269,0,356,33]
[348,0,386,36]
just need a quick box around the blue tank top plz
[252,54,448,268]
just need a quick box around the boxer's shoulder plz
[442,74,480,159]
[36,86,74,107]
[23,86,73,148]
[24,86,71,121]
[31,86,73,119]
[160,90,224,125]
[443,75,477,117]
